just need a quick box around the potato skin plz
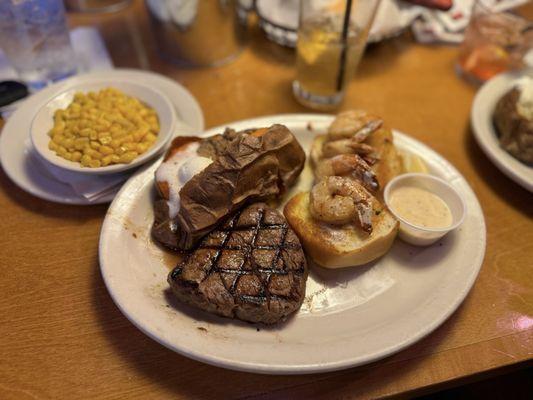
[493,88,533,165]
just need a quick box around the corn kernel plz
[74,138,89,150]
[132,130,145,142]
[101,155,113,166]
[79,128,91,137]
[63,138,75,150]
[145,133,157,142]
[123,142,137,152]
[99,136,112,145]
[100,145,114,155]
[52,134,63,144]
[119,151,138,164]
[71,151,82,162]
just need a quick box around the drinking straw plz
[336,0,353,92]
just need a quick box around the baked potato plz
[493,88,533,165]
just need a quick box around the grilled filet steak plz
[168,203,308,324]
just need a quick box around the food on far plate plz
[152,124,306,250]
[493,76,533,165]
[168,203,308,324]
[285,110,403,268]
[48,87,159,168]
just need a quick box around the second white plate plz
[471,70,533,192]
[99,114,486,374]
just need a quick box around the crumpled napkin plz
[370,0,422,42]
[27,139,128,202]
[255,0,530,45]
[41,163,128,202]
[372,0,530,44]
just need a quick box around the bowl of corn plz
[30,80,176,174]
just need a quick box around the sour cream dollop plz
[516,76,533,121]
[155,141,212,218]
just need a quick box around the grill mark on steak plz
[168,203,307,324]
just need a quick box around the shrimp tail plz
[362,154,379,166]
[362,170,379,192]
[349,154,379,192]
[353,119,383,142]
[355,202,373,233]
[347,142,374,154]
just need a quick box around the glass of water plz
[293,0,381,110]
[0,0,78,90]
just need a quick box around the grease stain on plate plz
[300,261,395,316]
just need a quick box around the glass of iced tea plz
[293,0,381,110]
[457,0,533,83]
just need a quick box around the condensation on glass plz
[0,0,78,89]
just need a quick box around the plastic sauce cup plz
[384,173,467,246]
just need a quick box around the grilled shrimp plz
[315,154,379,192]
[328,110,383,141]
[322,138,378,162]
[310,176,374,232]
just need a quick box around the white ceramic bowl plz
[384,173,467,246]
[30,80,176,175]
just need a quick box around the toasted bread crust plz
[367,128,403,194]
[284,192,398,268]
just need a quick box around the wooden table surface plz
[1,1,532,399]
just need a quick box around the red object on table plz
[403,0,453,11]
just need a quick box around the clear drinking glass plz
[457,0,533,83]
[293,0,381,110]
[0,0,78,90]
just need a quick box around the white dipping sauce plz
[389,186,452,229]
[155,141,212,218]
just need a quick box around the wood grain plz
[1,1,532,399]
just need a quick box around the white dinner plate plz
[471,70,533,192]
[0,69,204,205]
[99,114,486,374]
